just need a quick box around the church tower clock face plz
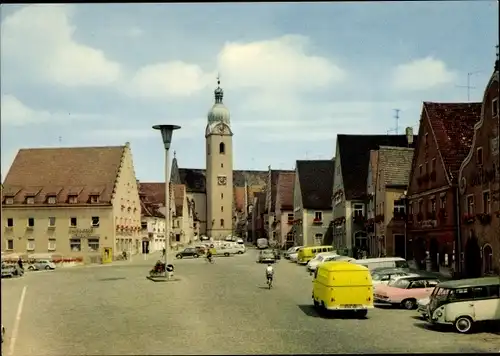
[218,175,227,185]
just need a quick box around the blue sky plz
[1,2,498,181]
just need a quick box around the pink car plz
[374,276,439,310]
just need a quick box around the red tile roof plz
[2,146,125,205]
[276,172,295,210]
[139,182,184,216]
[424,102,482,182]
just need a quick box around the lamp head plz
[152,125,181,150]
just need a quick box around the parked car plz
[213,244,239,257]
[257,238,269,249]
[257,250,276,263]
[194,245,207,255]
[307,253,353,273]
[284,246,302,259]
[371,271,419,286]
[1,263,23,278]
[354,257,409,271]
[236,238,244,244]
[289,251,300,263]
[27,260,56,271]
[175,248,200,259]
[374,276,440,309]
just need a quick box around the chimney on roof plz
[405,127,414,147]
[125,141,130,147]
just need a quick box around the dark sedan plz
[257,250,276,264]
[175,248,200,259]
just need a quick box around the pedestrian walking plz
[17,256,24,270]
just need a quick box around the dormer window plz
[26,197,35,204]
[89,195,100,204]
[68,195,78,204]
[493,98,498,118]
[4,197,14,205]
[47,196,56,204]
[477,147,484,166]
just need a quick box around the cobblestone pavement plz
[1,249,499,355]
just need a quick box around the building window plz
[89,195,99,203]
[26,197,35,204]
[27,218,35,227]
[70,239,81,252]
[219,142,225,154]
[220,219,225,228]
[27,239,35,251]
[175,234,181,242]
[484,244,493,274]
[221,163,224,168]
[393,200,405,213]
[88,238,99,252]
[221,206,224,212]
[6,239,14,250]
[314,211,323,221]
[431,158,436,171]
[419,165,423,174]
[48,239,56,251]
[47,196,56,204]
[493,98,499,117]
[91,216,100,227]
[7,218,14,227]
[70,217,78,227]
[287,213,294,222]
[466,195,474,214]
[353,204,364,217]
[315,233,323,243]
[425,133,429,145]
[440,194,447,209]
[477,147,483,166]
[221,193,223,199]
[430,198,436,212]
[483,191,491,214]
[48,217,56,227]
[207,143,211,155]
[68,195,78,204]
[286,232,294,241]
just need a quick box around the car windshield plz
[431,287,450,300]
[389,279,410,289]
[315,256,324,262]
[372,273,384,281]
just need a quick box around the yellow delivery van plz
[297,245,334,264]
[312,261,373,317]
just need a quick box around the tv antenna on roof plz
[455,71,481,101]
[386,109,401,135]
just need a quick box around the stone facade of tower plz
[205,80,234,238]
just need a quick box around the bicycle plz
[267,275,273,289]
[206,255,215,264]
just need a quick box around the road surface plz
[2,249,499,355]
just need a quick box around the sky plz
[1,2,498,181]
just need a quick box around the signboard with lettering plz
[73,228,94,238]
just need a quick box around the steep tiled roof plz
[234,170,268,187]
[234,187,246,212]
[378,146,414,187]
[178,169,206,193]
[2,146,125,205]
[337,134,416,200]
[296,160,334,210]
[276,172,295,210]
[172,184,185,216]
[139,183,165,205]
[269,170,294,212]
[424,102,482,182]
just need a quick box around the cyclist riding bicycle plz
[266,263,274,283]
[207,244,216,261]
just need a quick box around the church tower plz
[205,77,234,239]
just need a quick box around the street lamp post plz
[153,124,181,278]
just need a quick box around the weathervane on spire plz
[214,72,224,104]
[217,72,221,87]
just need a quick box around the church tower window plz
[220,219,225,228]
[219,142,225,154]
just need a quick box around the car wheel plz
[454,316,473,333]
[193,254,199,258]
[45,265,51,270]
[224,253,229,257]
[355,310,368,318]
[238,251,243,254]
[401,299,417,310]
[176,255,183,259]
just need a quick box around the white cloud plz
[128,26,144,38]
[126,34,345,99]
[0,94,104,127]
[1,5,122,87]
[391,57,457,91]
[128,62,213,98]
[218,35,346,92]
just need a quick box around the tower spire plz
[214,73,223,104]
[495,44,499,71]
